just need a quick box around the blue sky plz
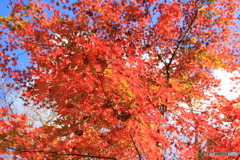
[0,1,31,69]
[0,1,10,17]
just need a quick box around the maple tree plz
[0,0,240,159]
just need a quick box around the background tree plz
[0,0,239,159]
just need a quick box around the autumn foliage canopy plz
[0,0,240,159]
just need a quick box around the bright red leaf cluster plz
[0,0,240,159]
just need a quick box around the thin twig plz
[7,147,117,160]
[149,7,167,66]
[130,134,142,160]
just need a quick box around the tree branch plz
[130,134,142,160]
[235,154,240,160]
[166,6,203,80]
[7,147,117,160]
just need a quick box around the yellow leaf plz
[190,37,197,43]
